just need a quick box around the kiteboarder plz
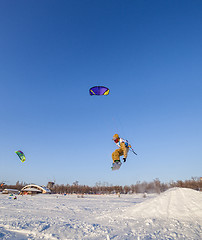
[112,134,129,163]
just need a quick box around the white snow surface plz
[0,188,201,240]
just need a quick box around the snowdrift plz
[117,188,202,239]
[125,187,202,221]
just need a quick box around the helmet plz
[112,134,119,140]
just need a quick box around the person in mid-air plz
[112,134,129,163]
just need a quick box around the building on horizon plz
[20,184,51,195]
[2,189,20,194]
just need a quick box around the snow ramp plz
[126,187,202,221]
[118,188,202,239]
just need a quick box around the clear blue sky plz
[0,0,201,186]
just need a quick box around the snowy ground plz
[0,188,201,240]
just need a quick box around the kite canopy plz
[15,150,26,162]
[89,86,109,96]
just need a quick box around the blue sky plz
[0,0,201,186]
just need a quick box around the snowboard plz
[111,161,122,170]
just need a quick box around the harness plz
[116,138,130,148]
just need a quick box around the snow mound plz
[126,187,202,222]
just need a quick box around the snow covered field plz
[0,188,201,240]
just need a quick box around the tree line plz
[1,177,201,194]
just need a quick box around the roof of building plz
[21,188,42,192]
[21,184,51,193]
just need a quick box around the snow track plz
[0,188,201,239]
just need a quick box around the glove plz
[123,158,126,162]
